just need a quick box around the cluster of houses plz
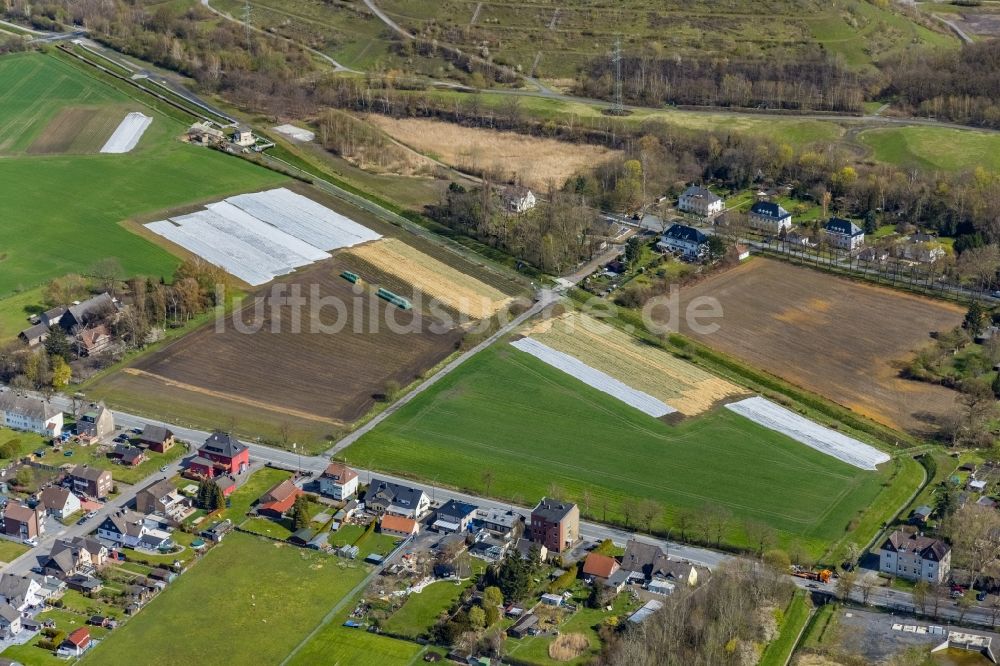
[18,292,119,354]
[2,465,113,541]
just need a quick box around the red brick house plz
[138,424,174,453]
[529,498,579,554]
[3,504,44,540]
[187,432,249,479]
[257,480,302,518]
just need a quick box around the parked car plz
[76,516,87,525]
[159,466,168,473]
[63,450,74,457]
[978,591,988,601]
[85,511,97,519]
[23,537,37,547]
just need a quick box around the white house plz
[231,125,255,147]
[0,574,43,612]
[96,509,148,548]
[824,217,865,251]
[365,479,430,519]
[502,186,536,214]
[319,463,359,501]
[678,186,723,217]
[0,604,21,637]
[879,528,951,583]
[39,486,82,521]
[748,201,792,233]
[0,393,62,438]
[656,223,710,260]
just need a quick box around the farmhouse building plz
[879,528,951,583]
[3,503,44,540]
[432,499,478,533]
[318,462,358,500]
[501,185,537,214]
[824,217,865,251]
[39,486,81,521]
[59,293,116,332]
[748,201,792,233]
[188,432,249,478]
[379,514,419,538]
[68,466,113,499]
[529,498,579,554]
[656,224,710,260]
[18,323,50,348]
[40,306,66,329]
[76,403,114,442]
[365,479,430,519]
[0,393,63,438]
[138,424,175,453]
[257,479,303,518]
[76,324,113,356]
[678,186,723,217]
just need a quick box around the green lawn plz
[859,126,1000,172]
[0,538,28,563]
[343,344,912,556]
[82,532,371,666]
[760,590,812,666]
[0,427,45,464]
[39,441,186,484]
[330,523,401,559]
[0,51,285,306]
[288,621,424,666]
[381,580,466,638]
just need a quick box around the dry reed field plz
[366,115,620,189]
[548,633,591,661]
[347,238,514,319]
[524,311,746,415]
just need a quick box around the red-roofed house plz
[58,627,91,657]
[583,553,620,581]
[380,514,419,538]
[257,480,303,517]
[187,432,249,479]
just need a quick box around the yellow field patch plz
[346,238,513,319]
[524,311,746,415]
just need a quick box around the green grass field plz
[381,580,466,638]
[82,532,371,666]
[0,51,285,307]
[343,344,919,556]
[859,126,1000,172]
[760,590,812,666]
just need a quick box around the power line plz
[242,0,253,54]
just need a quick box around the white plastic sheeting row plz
[511,337,676,418]
[143,188,380,285]
[226,188,381,251]
[100,112,153,153]
[724,396,891,471]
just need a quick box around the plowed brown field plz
[675,259,963,434]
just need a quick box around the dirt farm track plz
[676,259,964,434]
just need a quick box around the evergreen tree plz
[197,480,211,509]
[290,494,310,530]
[964,301,986,336]
[44,326,72,362]
[209,482,225,511]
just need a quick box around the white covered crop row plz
[144,188,381,286]
[725,396,890,471]
[227,188,381,251]
[511,337,676,418]
[100,112,153,153]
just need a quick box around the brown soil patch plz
[366,115,620,190]
[346,238,513,320]
[548,633,590,662]
[27,105,127,154]
[129,258,464,425]
[675,258,964,434]
[525,311,746,415]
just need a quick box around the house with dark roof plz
[475,508,520,540]
[96,509,148,548]
[40,306,66,329]
[620,539,698,586]
[43,537,108,579]
[135,479,190,519]
[748,201,792,233]
[3,503,43,540]
[0,574,43,611]
[432,500,478,533]
[68,465,113,499]
[0,393,63,438]
[319,463,358,500]
[214,474,238,498]
[257,479,303,518]
[77,404,114,442]
[879,528,951,583]
[529,498,579,554]
[656,224,710,260]
[678,185,723,217]
[138,424,175,453]
[18,322,50,348]
[59,293,116,332]
[187,432,249,478]
[365,479,430,519]
[0,603,21,637]
[39,486,81,520]
[110,444,145,467]
[824,217,865,251]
